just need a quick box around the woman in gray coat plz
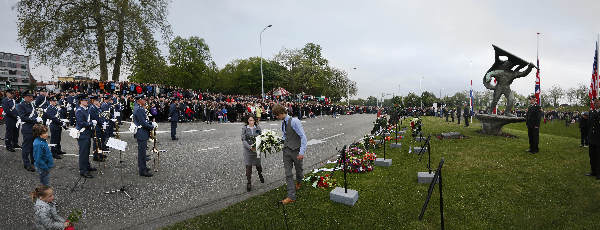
[241,114,264,191]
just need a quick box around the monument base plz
[330,187,359,206]
[415,136,426,142]
[475,114,525,135]
[390,143,402,148]
[374,158,392,167]
[417,171,435,184]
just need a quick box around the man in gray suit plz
[273,104,307,205]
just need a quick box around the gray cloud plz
[1,0,599,99]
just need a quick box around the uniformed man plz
[587,99,600,180]
[169,98,179,140]
[133,95,156,177]
[463,103,470,127]
[101,95,115,147]
[89,95,106,161]
[525,95,542,154]
[44,96,64,159]
[580,112,590,147]
[76,95,96,178]
[16,92,41,172]
[2,89,19,152]
[34,88,49,110]
[457,105,462,125]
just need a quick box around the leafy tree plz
[420,91,437,107]
[547,84,564,107]
[16,0,171,81]
[167,36,217,90]
[404,92,420,107]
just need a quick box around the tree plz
[404,92,420,107]
[575,83,590,107]
[547,84,564,107]
[566,87,577,105]
[420,91,437,107]
[16,0,171,81]
[167,36,217,90]
[365,96,378,106]
[128,36,168,84]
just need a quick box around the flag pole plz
[537,32,541,106]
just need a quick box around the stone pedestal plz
[475,114,525,135]
[417,171,435,184]
[412,146,427,154]
[415,136,426,142]
[330,187,359,206]
[397,130,406,135]
[390,143,402,148]
[374,158,392,166]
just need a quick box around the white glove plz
[152,122,159,129]
[36,117,43,123]
[92,120,97,126]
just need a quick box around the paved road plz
[0,113,375,229]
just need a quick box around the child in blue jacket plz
[33,124,54,186]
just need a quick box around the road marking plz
[270,124,278,126]
[202,128,216,132]
[307,139,324,146]
[199,146,220,151]
[63,154,93,157]
[183,129,198,133]
[321,133,344,141]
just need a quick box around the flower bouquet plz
[304,174,337,189]
[252,129,283,158]
[410,117,422,138]
[338,147,376,173]
[65,209,82,230]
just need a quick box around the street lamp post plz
[260,24,272,99]
[348,67,357,106]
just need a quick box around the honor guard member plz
[525,95,542,154]
[587,99,600,179]
[457,105,462,125]
[66,91,77,125]
[463,103,470,127]
[2,89,19,152]
[89,95,106,161]
[16,92,41,172]
[76,95,96,178]
[133,94,157,177]
[169,97,180,140]
[44,96,64,159]
[101,95,115,144]
[34,88,49,110]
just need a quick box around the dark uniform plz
[133,97,155,177]
[2,91,19,151]
[525,101,542,153]
[44,97,63,159]
[101,98,115,147]
[16,93,39,171]
[463,105,470,127]
[76,96,95,178]
[580,113,590,147]
[169,100,179,140]
[89,101,105,160]
[588,109,600,179]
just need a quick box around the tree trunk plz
[112,0,128,82]
[93,0,109,81]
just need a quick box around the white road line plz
[321,133,344,141]
[198,146,220,151]
[63,154,94,157]
[183,129,198,133]
[269,124,278,126]
[307,139,324,146]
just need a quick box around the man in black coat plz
[580,112,590,147]
[587,98,600,179]
[463,103,470,127]
[2,89,19,152]
[525,95,542,154]
[169,98,179,140]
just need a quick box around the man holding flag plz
[587,39,600,179]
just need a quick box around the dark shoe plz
[247,183,252,192]
[59,151,67,155]
[585,173,596,177]
[80,173,94,178]
[172,137,179,140]
[140,170,153,177]
[6,148,15,152]
[14,145,22,149]
[259,174,265,183]
[25,166,35,172]
[53,155,63,159]
[88,167,97,172]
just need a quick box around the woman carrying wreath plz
[241,114,264,191]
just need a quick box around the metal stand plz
[104,150,133,200]
[278,201,290,230]
[419,158,446,230]
[70,176,87,193]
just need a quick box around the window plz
[21,79,29,83]
[21,64,27,69]
[0,53,3,59]
[22,71,27,76]
[11,55,16,61]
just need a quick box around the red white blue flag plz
[535,58,541,105]
[469,80,473,115]
[590,41,599,109]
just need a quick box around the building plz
[0,52,33,90]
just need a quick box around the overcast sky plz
[1,0,599,99]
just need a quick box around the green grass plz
[165,117,600,230]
